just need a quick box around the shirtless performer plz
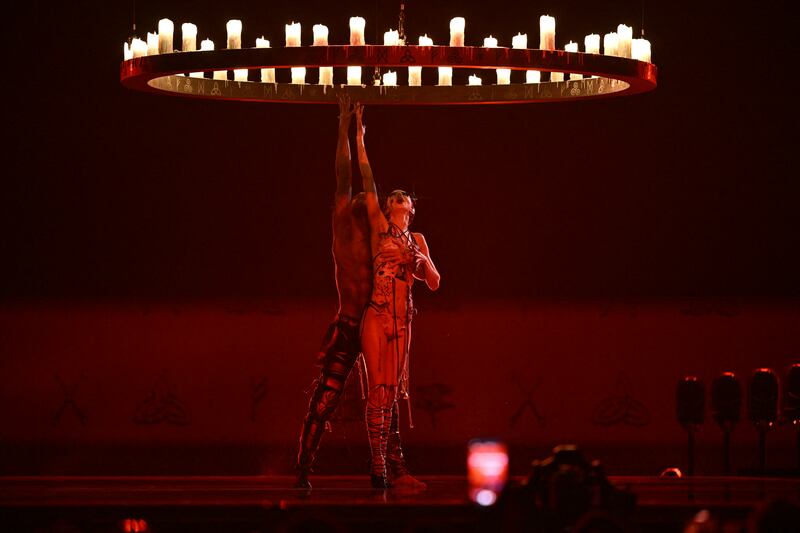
[355,104,440,488]
[294,96,425,490]
[294,95,371,489]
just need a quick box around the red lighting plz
[122,518,149,532]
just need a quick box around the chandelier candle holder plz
[120,13,656,105]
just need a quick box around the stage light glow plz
[475,489,497,506]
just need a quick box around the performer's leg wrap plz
[386,400,410,478]
[296,324,359,473]
[366,384,396,487]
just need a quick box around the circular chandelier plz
[120,7,657,106]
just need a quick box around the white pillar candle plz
[147,32,159,55]
[419,34,433,46]
[632,38,651,62]
[408,66,422,86]
[382,71,397,86]
[539,15,555,50]
[449,17,465,46]
[319,66,333,85]
[285,22,301,47]
[468,74,482,85]
[158,18,174,54]
[123,42,132,60]
[438,66,452,86]
[496,69,510,85]
[347,66,362,85]
[565,41,582,80]
[526,70,541,83]
[291,67,306,84]
[235,69,248,82]
[182,23,197,51]
[350,17,366,45]
[584,34,600,54]
[384,29,399,46]
[227,19,242,49]
[256,38,276,83]
[483,36,497,48]
[131,38,147,58]
[312,24,329,46]
[550,72,564,82]
[617,24,632,58]
[604,32,619,56]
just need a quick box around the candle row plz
[123,15,652,85]
[124,15,651,60]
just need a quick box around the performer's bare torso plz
[332,204,372,319]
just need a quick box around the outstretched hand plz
[338,94,354,125]
[355,103,366,139]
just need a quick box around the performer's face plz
[387,190,414,213]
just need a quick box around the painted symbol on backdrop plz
[399,48,416,63]
[447,50,463,64]
[133,372,190,426]
[592,372,650,427]
[210,82,221,96]
[375,47,389,64]
[509,374,546,429]
[413,383,455,428]
[250,377,268,422]
[53,372,87,426]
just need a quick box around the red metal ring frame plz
[120,45,657,105]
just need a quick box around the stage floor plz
[2,475,799,532]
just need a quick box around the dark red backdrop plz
[1,0,798,476]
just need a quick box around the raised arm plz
[334,95,354,211]
[355,104,385,230]
[413,233,441,291]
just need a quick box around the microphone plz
[784,363,800,469]
[712,372,741,428]
[676,376,704,476]
[677,376,705,428]
[711,372,741,474]
[783,363,800,425]
[749,368,779,474]
[749,368,779,427]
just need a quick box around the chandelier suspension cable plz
[373,0,381,84]
[131,0,137,39]
[641,0,645,37]
[398,1,407,43]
